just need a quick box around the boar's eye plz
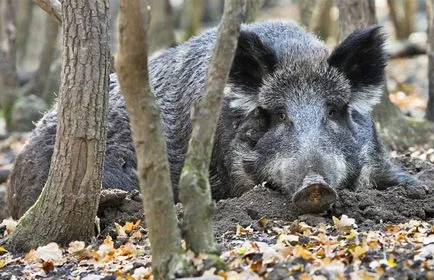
[327,107,338,118]
[278,112,287,121]
[326,105,348,120]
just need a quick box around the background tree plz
[335,0,432,150]
[6,0,110,252]
[246,0,264,23]
[297,0,335,41]
[149,0,176,54]
[22,16,59,99]
[387,0,417,40]
[182,0,204,41]
[0,0,18,132]
[427,0,434,121]
[16,1,34,67]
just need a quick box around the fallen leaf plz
[0,246,8,255]
[35,242,63,262]
[0,218,17,235]
[42,260,55,273]
[123,220,141,232]
[68,241,86,254]
[115,222,128,238]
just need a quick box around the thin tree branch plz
[32,0,62,25]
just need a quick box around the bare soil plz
[94,154,434,239]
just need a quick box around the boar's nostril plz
[292,174,337,213]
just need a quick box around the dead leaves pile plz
[1,215,434,279]
[0,220,153,279]
[219,215,434,279]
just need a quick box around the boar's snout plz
[291,173,337,213]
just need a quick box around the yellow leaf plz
[293,245,313,260]
[352,246,367,260]
[387,258,396,268]
[0,247,8,255]
[346,230,357,239]
[115,222,127,238]
[0,259,5,269]
[123,220,141,232]
[237,247,246,255]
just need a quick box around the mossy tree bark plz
[6,0,110,252]
[335,0,433,150]
[427,0,434,121]
[149,0,176,54]
[0,0,19,132]
[115,1,187,279]
[23,16,59,99]
[179,0,246,254]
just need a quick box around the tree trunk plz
[115,0,186,279]
[16,1,34,67]
[427,0,434,121]
[245,0,263,23]
[297,0,316,28]
[0,0,18,133]
[387,0,417,40]
[23,16,59,98]
[309,0,333,40]
[297,0,334,40]
[149,0,176,54]
[6,0,109,252]
[335,0,432,150]
[182,0,204,41]
[179,0,246,254]
[335,0,376,40]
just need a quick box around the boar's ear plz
[328,25,387,111]
[229,31,278,88]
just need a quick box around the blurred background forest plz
[0,0,432,167]
[0,0,431,132]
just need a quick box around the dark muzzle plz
[292,174,337,213]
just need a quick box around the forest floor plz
[0,151,433,279]
[1,52,434,279]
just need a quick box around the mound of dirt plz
[98,154,434,238]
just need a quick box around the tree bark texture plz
[7,0,110,252]
[32,0,62,25]
[24,16,59,98]
[179,0,246,254]
[0,0,19,132]
[149,0,176,54]
[427,0,434,121]
[115,0,186,278]
[182,0,204,41]
[335,0,376,40]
